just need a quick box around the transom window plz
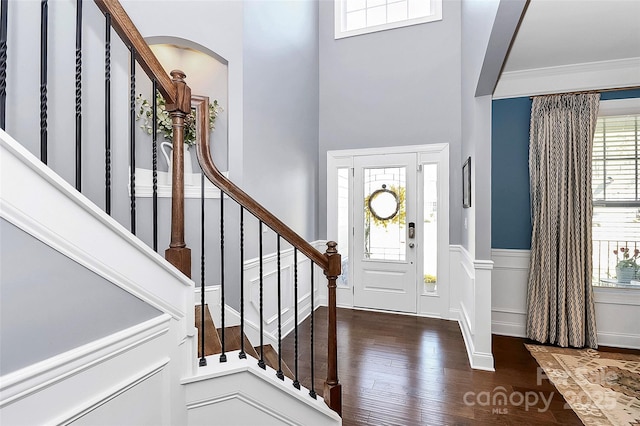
[334,0,442,39]
[592,99,640,288]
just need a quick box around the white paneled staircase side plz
[0,315,178,425]
[1,131,342,424]
[491,249,640,349]
[0,131,194,327]
[183,351,341,426]
[449,245,495,371]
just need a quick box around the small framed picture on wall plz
[462,157,471,208]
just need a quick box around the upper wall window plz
[334,0,442,39]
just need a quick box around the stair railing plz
[1,0,341,416]
[99,0,343,415]
[93,0,192,277]
[192,96,342,415]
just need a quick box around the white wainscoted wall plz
[195,241,328,348]
[449,245,495,371]
[492,249,640,349]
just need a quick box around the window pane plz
[346,9,366,31]
[387,1,408,23]
[408,0,430,18]
[367,5,386,27]
[337,168,350,287]
[592,207,640,285]
[592,115,639,202]
[363,167,406,261]
[346,0,366,12]
[423,164,437,292]
[592,113,640,287]
[337,0,440,38]
[367,0,385,8]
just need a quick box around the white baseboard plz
[597,331,640,350]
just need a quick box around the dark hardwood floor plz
[281,307,638,425]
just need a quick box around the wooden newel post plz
[164,69,192,277]
[324,241,342,416]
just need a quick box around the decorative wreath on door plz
[364,184,406,228]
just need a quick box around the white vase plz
[160,142,193,186]
[616,266,637,284]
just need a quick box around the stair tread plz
[195,305,222,357]
[216,325,260,359]
[256,344,295,381]
[198,312,296,384]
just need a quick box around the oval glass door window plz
[368,184,399,221]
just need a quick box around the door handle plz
[409,243,415,248]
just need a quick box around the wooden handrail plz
[90,0,340,411]
[192,96,330,271]
[93,0,176,104]
[194,95,341,415]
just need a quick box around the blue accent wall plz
[491,89,640,250]
[491,97,533,249]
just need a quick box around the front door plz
[353,153,417,313]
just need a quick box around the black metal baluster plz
[129,47,136,234]
[219,193,226,363]
[199,172,206,367]
[276,235,284,380]
[239,207,246,359]
[258,220,266,369]
[104,13,111,214]
[40,0,48,164]
[309,261,316,399]
[75,0,82,191]
[293,248,300,390]
[152,80,158,251]
[0,0,8,129]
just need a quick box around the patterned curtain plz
[527,93,600,349]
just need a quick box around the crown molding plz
[493,57,640,100]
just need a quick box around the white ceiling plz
[502,0,640,72]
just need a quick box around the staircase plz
[0,0,341,424]
[196,304,296,381]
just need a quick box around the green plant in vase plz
[135,92,222,146]
[613,247,639,283]
[135,92,223,183]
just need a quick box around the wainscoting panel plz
[0,315,184,425]
[491,249,640,349]
[197,242,327,349]
[183,352,340,425]
[450,245,495,371]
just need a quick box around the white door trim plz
[327,144,450,318]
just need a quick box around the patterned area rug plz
[526,344,640,426]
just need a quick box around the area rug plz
[526,344,640,426]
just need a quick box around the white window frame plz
[334,0,442,40]
[592,97,640,289]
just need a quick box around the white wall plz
[0,132,195,425]
[0,218,161,375]
[122,0,244,184]
[318,0,462,244]
[243,0,320,245]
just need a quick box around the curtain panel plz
[527,93,600,349]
